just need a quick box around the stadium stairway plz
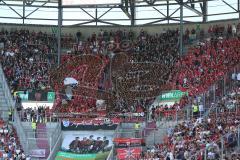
[145,120,181,146]
[36,123,50,158]
[21,122,60,159]
[0,70,12,121]
[0,86,9,121]
[143,121,157,137]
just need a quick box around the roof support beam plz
[25,2,48,18]
[80,8,95,19]
[120,0,131,19]
[98,7,113,19]
[143,0,156,5]
[130,0,135,26]
[1,0,23,18]
[143,18,167,25]
[238,0,240,19]
[23,0,25,24]
[200,0,207,22]
[26,0,36,5]
[175,0,203,16]
[152,6,167,18]
[221,0,238,12]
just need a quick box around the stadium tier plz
[0,0,240,160]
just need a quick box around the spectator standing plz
[76,31,82,43]
[192,103,199,117]
[199,103,204,117]
[134,122,141,138]
[232,23,237,37]
[8,108,13,121]
[31,120,37,138]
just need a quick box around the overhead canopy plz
[0,0,239,26]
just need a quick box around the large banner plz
[61,118,118,131]
[113,138,145,148]
[116,148,142,160]
[57,131,114,160]
[61,133,113,152]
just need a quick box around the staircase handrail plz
[0,64,28,153]
[0,64,15,108]
[47,132,62,160]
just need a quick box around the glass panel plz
[0,6,22,18]
[208,0,238,14]
[0,18,22,24]
[62,0,121,6]
[63,8,95,20]
[208,13,238,21]
[62,21,90,26]
[25,7,58,19]
[98,8,129,20]
[24,19,57,25]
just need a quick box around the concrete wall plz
[0,19,239,38]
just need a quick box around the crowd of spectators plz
[151,95,189,121]
[172,36,240,96]
[55,23,240,116]
[0,119,29,159]
[0,21,240,160]
[0,23,240,116]
[0,29,57,92]
[18,106,51,123]
[140,86,240,160]
[50,27,185,114]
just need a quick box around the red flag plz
[116,148,142,160]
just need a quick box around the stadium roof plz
[0,0,239,26]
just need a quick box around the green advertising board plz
[47,92,55,102]
[55,151,110,160]
[51,26,58,34]
[55,152,96,160]
[17,91,29,101]
[158,90,188,102]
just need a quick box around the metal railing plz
[106,147,114,160]
[22,122,62,159]
[17,110,59,123]
[0,65,15,108]
[13,109,28,153]
[0,65,30,154]
[47,131,62,160]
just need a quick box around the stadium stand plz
[140,85,240,160]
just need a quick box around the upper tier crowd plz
[0,23,239,115]
[173,36,240,96]
[0,30,55,92]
